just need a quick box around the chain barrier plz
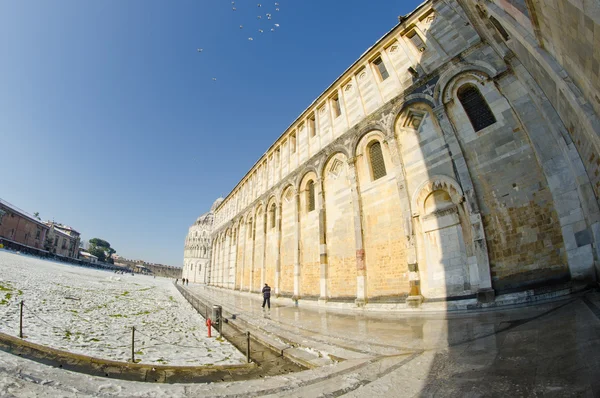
[22,302,68,333]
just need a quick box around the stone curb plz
[0,331,256,383]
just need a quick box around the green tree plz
[88,238,116,263]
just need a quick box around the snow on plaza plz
[0,250,245,366]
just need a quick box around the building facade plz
[45,223,81,259]
[191,0,600,306]
[0,199,49,250]
[182,198,222,283]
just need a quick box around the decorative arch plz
[434,62,500,106]
[437,68,493,106]
[351,126,389,158]
[395,101,443,140]
[299,171,318,214]
[355,130,391,183]
[411,175,464,217]
[318,148,351,180]
[294,166,318,192]
[353,129,387,158]
[278,183,296,204]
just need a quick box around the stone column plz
[261,208,268,288]
[209,239,216,285]
[218,234,224,287]
[385,135,423,307]
[347,159,367,306]
[292,192,301,301]
[316,177,328,302]
[239,221,247,291]
[213,235,220,287]
[275,203,282,296]
[249,217,256,293]
[223,231,231,289]
[433,105,494,301]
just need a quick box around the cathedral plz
[184,0,600,307]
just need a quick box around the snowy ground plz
[0,250,245,366]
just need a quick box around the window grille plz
[373,57,389,81]
[457,85,496,132]
[270,204,276,229]
[307,181,316,212]
[332,96,341,118]
[369,141,387,181]
[309,116,317,137]
[489,16,510,41]
[408,31,426,52]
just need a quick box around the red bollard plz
[206,318,212,337]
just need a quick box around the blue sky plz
[0,0,423,266]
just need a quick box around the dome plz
[210,197,224,212]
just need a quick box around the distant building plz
[182,198,221,284]
[79,251,98,263]
[0,198,49,250]
[45,222,81,259]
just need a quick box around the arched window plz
[307,181,316,212]
[457,84,496,132]
[270,204,276,229]
[369,141,387,180]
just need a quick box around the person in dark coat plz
[261,283,271,310]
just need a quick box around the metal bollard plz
[19,301,24,338]
[131,326,136,363]
[246,331,251,363]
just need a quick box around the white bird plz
[240,25,243,29]
[257,15,262,19]
[275,2,279,5]
[197,48,203,52]
[212,77,217,81]
[271,28,275,32]
[257,3,261,7]
[276,7,279,11]
[274,23,280,27]
[248,37,254,41]
[232,7,236,11]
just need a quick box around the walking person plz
[262,283,271,310]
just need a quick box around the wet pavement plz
[1,285,599,397]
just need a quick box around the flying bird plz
[248,37,254,41]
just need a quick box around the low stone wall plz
[0,332,255,383]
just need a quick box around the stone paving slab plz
[0,285,599,397]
